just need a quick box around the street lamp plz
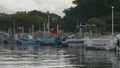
[112,6,114,36]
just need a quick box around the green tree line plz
[0,10,62,33]
[63,0,120,34]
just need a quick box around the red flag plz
[51,28,57,35]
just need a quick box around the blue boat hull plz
[40,38,55,45]
[16,39,40,49]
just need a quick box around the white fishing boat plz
[105,34,120,51]
[86,37,111,49]
[62,35,111,49]
[62,35,86,47]
[61,24,111,49]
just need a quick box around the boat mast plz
[44,23,46,38]
[79,23,82,36]
[32,24,34,34]
[57,24,59,35]
[47,11,50,34]
[13,20,15,34]
[22,26,24,33]
[76,18,82,37]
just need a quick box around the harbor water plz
[0,45,120,68]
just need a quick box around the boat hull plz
[40,38,55,45]
[62,38,110,50]
[16,39,40,49]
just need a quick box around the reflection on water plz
[0,45,120,68]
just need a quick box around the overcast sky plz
[0,0,74,17]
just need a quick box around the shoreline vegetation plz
[0,0,120,38]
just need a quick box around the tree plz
[0,10,62,32]
[63,0,120,33]
[87,18,106,34]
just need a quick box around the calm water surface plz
[0,45,120,68]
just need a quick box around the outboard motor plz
[55,35,61,45]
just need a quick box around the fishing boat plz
[87,37,111,50]
[16,34,41,49]
[16,33,36,44]
[38,23,58,45]
[62,35,86,47]
[16,38,39,45]
[105,34,120,51]
[16,39,40,49]
[3,34,41,50]
[62,35,110,50]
